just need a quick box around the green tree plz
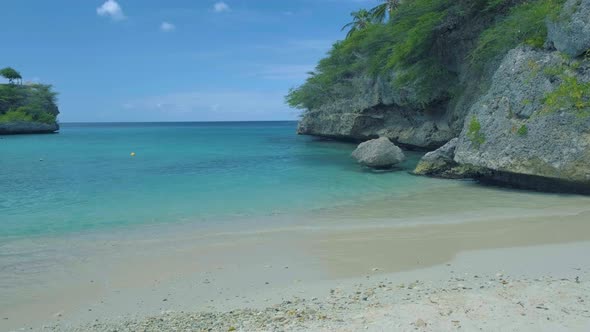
[0,67,22,84]
[370,0,402,23]
[341,9,373,38]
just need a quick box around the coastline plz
[2,184,590,331]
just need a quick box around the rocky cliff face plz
[447,0,590,192]
[547,0,590,58]
[295,71,457,149]
[0,121,59,135]
[453,57,589,191]
[298,0,590,193]
[454,46,590,185]
[296,2,502,150]
[415,0,590,193]
[297,104,454,149]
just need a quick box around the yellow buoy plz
[130,152,136,157]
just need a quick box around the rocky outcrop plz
[295,73,455,149]
[296,0,590,193]
[414,138,459,176]
[453,46,590,192]
[414,138,489,178]
[547,0,590,57]
[351,137,405,168]
[297,4,504,150]
[294,46,481,150]
[0,121,59,135]
[297,105,454,149]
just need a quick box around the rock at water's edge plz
[414,138,489,179]
[0,121,59,135]
[352,137,405,169]
[414,138,459,176]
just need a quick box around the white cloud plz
[160,22,176,32]
[97,0,126,21]
[213,2,230,13]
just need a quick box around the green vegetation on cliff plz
[467,116,486,146]
[539,60,590,117]
[0,67,59,125]
[470,0,566,68]
[543,75,590,116]
[287,0,566,113]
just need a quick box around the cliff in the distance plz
[0,121,59,135]
[290,0,590,192]
[0,77,60,135]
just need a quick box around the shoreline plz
[2,188,590,331]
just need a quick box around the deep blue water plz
[0,121,434,241]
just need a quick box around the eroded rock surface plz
[454,46,590,191]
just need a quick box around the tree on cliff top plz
[370,0,402,23]
[0,67,22,85]
[341,9,373,38]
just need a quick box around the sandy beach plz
[53,243,590,331]
[2,184,590,331]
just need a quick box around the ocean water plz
[0,121,440,242]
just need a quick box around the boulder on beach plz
[414,138,488,179]
[414,138,459,176]
[351,137,405,169]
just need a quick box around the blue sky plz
[1,0,378,122]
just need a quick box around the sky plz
[0,0,380,122]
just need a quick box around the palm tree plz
[341,9,373,38]
[370,0,402,23]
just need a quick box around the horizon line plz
[60,119,299,124]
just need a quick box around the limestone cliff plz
[453,45,590,192]
[414,0,590,192]
[291,0,509,149]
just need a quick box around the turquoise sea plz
[0,122,439,242]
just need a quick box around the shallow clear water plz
[0,122,441,241]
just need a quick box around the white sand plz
[45,242,590,331]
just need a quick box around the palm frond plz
[370,4,388,23]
